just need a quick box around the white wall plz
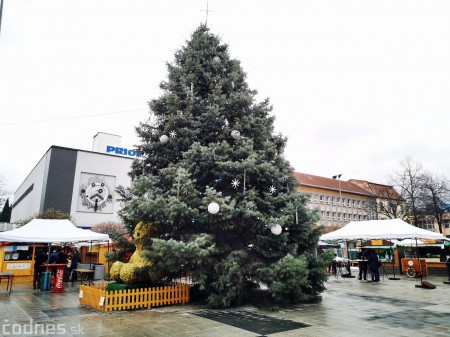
[70,151,133,228]
[10,151,49,223]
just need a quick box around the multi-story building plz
[348,179,406,220]
[293,173,375,230]
[416,214,450,238]
[10,133,137,228]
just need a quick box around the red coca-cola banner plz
[52,267,65,293]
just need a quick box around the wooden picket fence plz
[79,282,190,313]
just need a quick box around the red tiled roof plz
[293,172,374,196]
[349,179,403,201]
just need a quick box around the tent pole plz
[388,239,400,280]
[416,237,423,283]
[46,243,51,272]
[89,240,92,269]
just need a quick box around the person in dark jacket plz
[357,249,368,281]
[33,249,48,290]
[70,249,81,281]
[57,249,67,264]
[48,249,59,264]
[367,249,380,282]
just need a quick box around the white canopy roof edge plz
[320,219,445,241]
[0,219,109,243]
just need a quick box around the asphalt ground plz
[1,269,449,337]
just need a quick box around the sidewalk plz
[1,274,449,337]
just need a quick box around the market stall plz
[0,219,109,287]
[320,219,446,284]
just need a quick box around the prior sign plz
[106,146,142,158]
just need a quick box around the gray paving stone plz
[1,276,449,336]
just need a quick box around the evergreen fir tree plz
[117,25,328,308]
[0,198,12,223]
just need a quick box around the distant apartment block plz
[293,173,375,229]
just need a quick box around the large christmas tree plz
[117,25,328,308]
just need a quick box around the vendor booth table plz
[0,272,14,295]
[72,269,95,286]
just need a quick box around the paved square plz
[194,309,310,335]
[1,275,449,336]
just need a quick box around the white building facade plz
[11,133,138,228]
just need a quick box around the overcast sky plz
[1,0,450,195]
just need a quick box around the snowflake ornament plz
[169,130,177,138]
[231,179,240,188]
[269,185,277,194]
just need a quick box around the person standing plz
[48,249,59,264]
[70,249,80,281]
[57,249,67,264]
[357,249,368,281]
[368,249,380,282]
[33,249,48,290]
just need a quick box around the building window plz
[343,214,347,221]
[342,198,345,206]
[320,195,324,203]
[332,212,336,220]
[321,211,325,220]
[353,200,356,207]
[338,213,341,220]
[326,196,329,204]
[347,199,351,207]
[327,211,330,220]
[354,214,358,220]
[357,200,361,208]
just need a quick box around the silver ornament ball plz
[208,202,220,214]
[271,224,282,235]
[160,135,169,143]
[231,130,241,139]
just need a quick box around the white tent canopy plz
[395,239,425,246]
[0,219,109,243]
[320,219,446,241]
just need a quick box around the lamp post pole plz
[0,0,4,36]
[333,173,353,276]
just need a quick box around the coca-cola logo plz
[55,269,64,288]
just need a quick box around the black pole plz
[388,239,400,280]
[0,0,4,36]
[415,238,423,283]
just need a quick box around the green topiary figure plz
[110,221,159,284]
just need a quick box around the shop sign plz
[7,263,31,270]
[106,146,142,158]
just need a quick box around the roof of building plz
[348,179,403,201]
[293,172,374,197]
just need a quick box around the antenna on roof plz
[201,1,215,25]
